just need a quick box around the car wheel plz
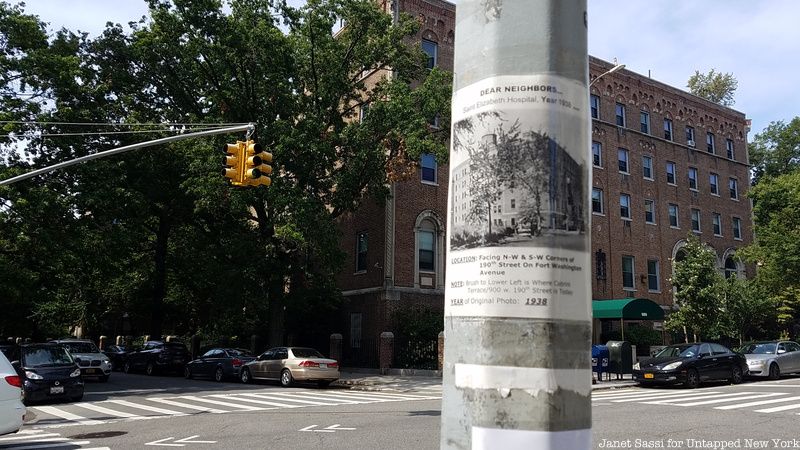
[184,366,192,379]
[731,366,743,384]
[317,380,332,388]
[240,368,251,384]
[100,374,110,382]
[769,363,781,380]
[685,369,700,389]
[280,369,293,387]
[146,362,155,376]
[123,361,131,374]
[214,367,224,383]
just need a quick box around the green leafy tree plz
[748,117,800,186]
[667,235,724,341]
[716,277,777,345]
[687,69,738,106]
[739,171,800,336]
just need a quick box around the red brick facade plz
[335,2,753,352]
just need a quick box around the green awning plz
[592,298,665,320]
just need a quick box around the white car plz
[0,351,25,436]
[52,340,112,382]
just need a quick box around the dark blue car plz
[14,344,84,405]
[184,348,255,382]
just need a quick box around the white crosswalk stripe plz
[594,387,800,414]
[26,388,442,429]
[0,428,105,449]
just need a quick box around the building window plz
[686,126,695,146]
[664,118,673,141]
[618,148,629,173]
[647,259,660,292]
[592,142,602,167]
[350,313,362,348]
[668,204,679,228]
[712,213,722,236]
[595,250,607,280]
[666,161,676,185]
[642,155,653,179]
[355,232,368,272]
[591,95,600,119]
[729,178,739,200]
[418,229,435,271]
[710,173,719,195]
[622,256,635,290]
[620,193,631,219]
[615,103,626,127]
[511,199,516,209]
[688,167,698,190]
[732,217,742,240]
[640,111,650,134]
[691,209,701,233]
[645,199,655,224]
[726,139,735,160]
[421,39,438,70]
[421,153,437,183]
[706,132,715,153]
[724,256,739,279]
[359,102,370,122]
[592,188,604,214]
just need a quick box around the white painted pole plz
[0,124,254,186]
[441,1,591,448]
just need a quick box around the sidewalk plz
[335,370,637,392]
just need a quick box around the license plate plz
[644,373,654,379]
[319,363,327,369]
[174,359,184,364]
[85,368,97,374]
[50,386,64,394]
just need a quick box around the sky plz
[21,0,800,137]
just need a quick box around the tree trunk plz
[150,210,171,339]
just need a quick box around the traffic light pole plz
[0,123,254,186]
[441,1,591,449]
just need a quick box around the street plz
[2,373,442,450]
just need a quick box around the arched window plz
[724,256,739,279]
[415,211,444,289]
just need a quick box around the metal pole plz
[442,1,590,448]
[0,124,254,186]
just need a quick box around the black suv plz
[14,343,84,405]
[124,341,190,375]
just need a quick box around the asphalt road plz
[7,373,800,449]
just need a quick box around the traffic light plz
[222,142,245,186]
[243,140,272,187]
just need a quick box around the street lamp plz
[590,63,625,86]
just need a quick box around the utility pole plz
[441,1,590,449]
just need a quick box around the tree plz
[0,0,451,344]
[748,117,800,186]
[667,235,724,341]
[739,171,800,337]
[716,277,777,345]
[687,69,738,106]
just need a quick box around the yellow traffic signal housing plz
[243,140,272,187]
[222,142,245,186]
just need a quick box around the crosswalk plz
[593,387,800,414]
[0,428,109,449]
[25,389,441,429]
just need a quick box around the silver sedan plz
[240,347,339,388]
[741,341,800,379]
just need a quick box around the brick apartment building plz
[334,0,753,358]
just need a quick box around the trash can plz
[592,345,609,381]
[606,340,633,378]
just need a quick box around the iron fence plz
[393,336,438,370]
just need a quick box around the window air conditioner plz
[687,140,696,147]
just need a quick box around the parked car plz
[185,348,256,382]
[633,342,747,388]
[51,339,112,382]
[240,347,339,387]
[102,345,129,372]
[0,344,18,362]
[124,341,190,376]
[740,340,800,380]
[0,350,24,436]
[14,343,83,405]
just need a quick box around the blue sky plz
[23,0,800,137]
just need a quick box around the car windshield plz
[291,348,324,358]
[23,347,74,367]
[62,342,99,353]
[654,345,700,358]
[227,349,252,357]
[740,343,776,354]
